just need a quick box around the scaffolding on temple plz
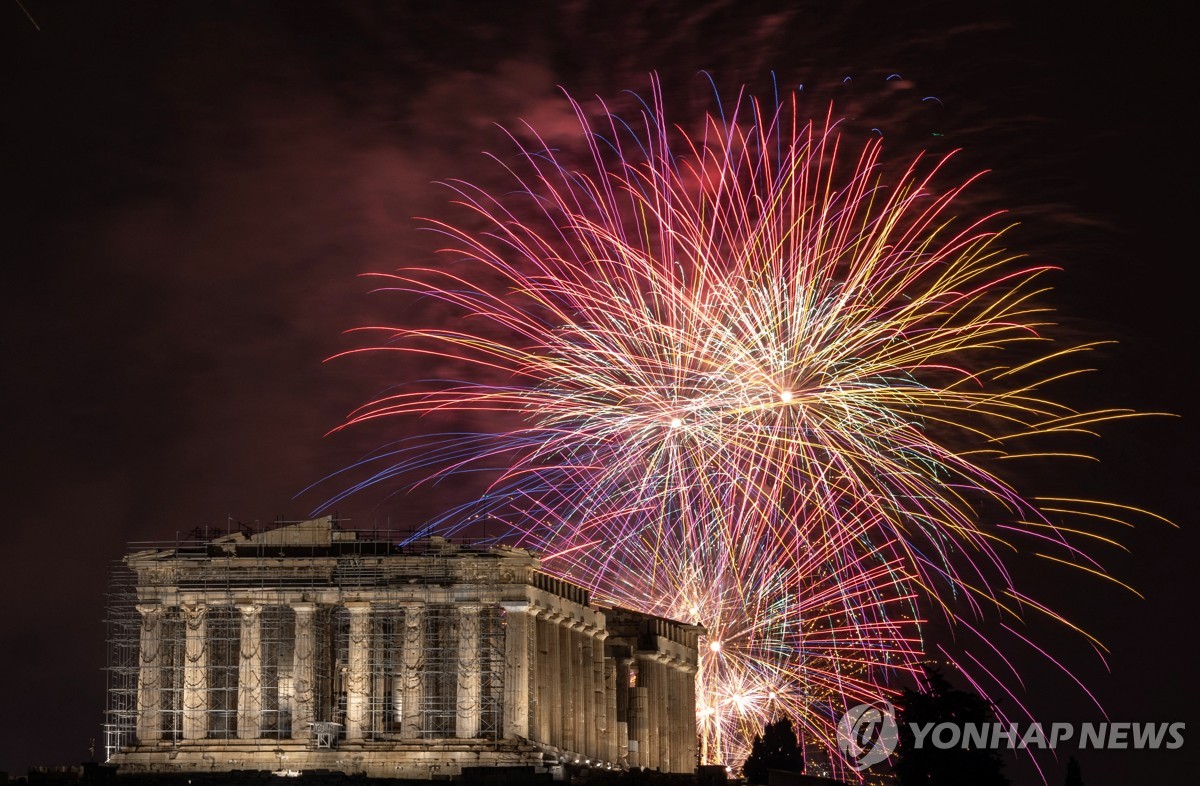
[103,515,700,778]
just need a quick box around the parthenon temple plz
[105,517,702,778]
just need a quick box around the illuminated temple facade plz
[105,517,701,778]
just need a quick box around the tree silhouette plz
[742,716,805,784]
[1064,755,1084,786]
[892,665,1010,786]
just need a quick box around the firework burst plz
[320,76,1156,774]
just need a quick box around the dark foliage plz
[892,666,1010,786]
[1064,755,1084,786]
[742,716,804,784]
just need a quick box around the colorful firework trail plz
[592,520,924,768]
[322,77,1154,773]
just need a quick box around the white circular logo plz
[837,700,899,771]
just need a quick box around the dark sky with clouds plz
[3,2,1196,782]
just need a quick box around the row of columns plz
[500,603,698,772]
[341,602,486,741]
[628,652,697,772]
[348,602,429,740]
[136,599,697,772]
[525,606,614,763]
[137,602,318,742]
[135,601,486,743]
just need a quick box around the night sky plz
[4,2,1196,783]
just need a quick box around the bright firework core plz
[334,77,1153,775]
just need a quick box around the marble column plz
[371,615,387,736]
[545,611,562,749]
[181,604,208,740]
[616,657,632,721]
[684,665,698,772]
[534,608,552,745]
[455,604,482,738]
[681,665,692,771]
[656,656,671,772]
[665,660,677,772]
[290,603,316,740]
[236,604,263,739]
[649,657,659,770]
[617,657,634,767]
[590,630,607,761]
[605,658,619,764]
[668,661,682,772]
[344,602,371,740]
[630,682,649,769]
[501,603,531,739]
[570,622,588,758]
[135,604,165,743]
[389,615,403,728]
[636,655,661,769]
[399,603,424,739]
[559,619,576,754]
[579,629,594,758]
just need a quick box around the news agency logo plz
[837,700,899,771]
[836,699,1186,772]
